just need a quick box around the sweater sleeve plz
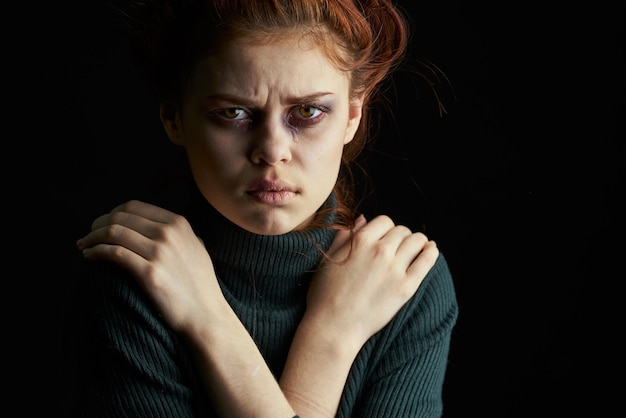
[338,253,459,418]
[60,257,211,418]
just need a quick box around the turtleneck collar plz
[180,184,338,306]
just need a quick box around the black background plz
[30,0,624,416]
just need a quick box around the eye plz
[296,105,322,119]
[208,107,251,126]
[221,107,247,120]
[287,104,327,127]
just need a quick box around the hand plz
[76,200,300,417]
[76,200,226,332]
[305,214,438,345]
[279,214,439,415]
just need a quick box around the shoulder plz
[63,257,168,341]
[397,252,458,341]
[365,252,458,356]
[61,256,183,377]
[420,252,458,314]
[60,258,199,416]
[344,253,458,406]
[67,257,147,308]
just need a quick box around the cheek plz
[299,139,344,180]
[189,142,246,177]
[181,119,242,163]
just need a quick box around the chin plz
[244,223,295,236]
[237,212,302,236]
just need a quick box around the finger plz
[353,213,367,232]
[98,200,178,227]
[90,208,164,238]
[406,239,439,279]
[81,243,152,285]
[354,215,396,242]
[394,231,429,263]
[378,224,413,249]
[78,222,156,259]
[327,214,367,255]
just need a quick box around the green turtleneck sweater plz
[60,184,458,417]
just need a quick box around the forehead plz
[207,24,346,66]
[190,33,351,97]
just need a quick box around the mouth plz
[246,179,296,205]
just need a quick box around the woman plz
[62,0,458,416]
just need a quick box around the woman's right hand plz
[76,200,228,334]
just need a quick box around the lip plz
[246,178,296,205]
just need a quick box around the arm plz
[60,259,203,418]
[347,255,458,417]
[78,200,296,418]
[77,201,437,417]
[280,215,439,416]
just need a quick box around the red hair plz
[121,0,410,229]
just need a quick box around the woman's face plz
[162,34,363,235]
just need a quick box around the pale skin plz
[76,32,439,417]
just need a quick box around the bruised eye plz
[296,105,322,118]
[287,104,327,128]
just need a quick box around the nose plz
[249,115,293,165]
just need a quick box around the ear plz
[160,101,184,145]
[344,95,364,145]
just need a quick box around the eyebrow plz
[203,92,336,106]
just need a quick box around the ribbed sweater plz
[60,183,458,417]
